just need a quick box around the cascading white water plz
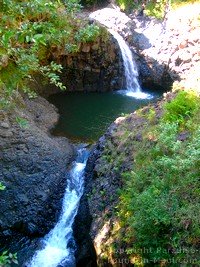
[90,8,151,99]
[28,147,89,267]
[109,29,151,99]
[108,29,141,92]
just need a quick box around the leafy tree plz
[0,0,99,108]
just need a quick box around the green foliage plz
[144,107,157,123]
[162,90,199,125]
[75,25,100,43]
[39,62,66,90]
[145,0,167,19]
[0,251,18,266]
[0,0,100,107]
[0,183,5,191]
[116,0,135,12]
[171,0,200,9]
[63,0,82,13]
[15,116,29,128]
[116,0,199,18]
[118,91,200,265]
[115,0,168,17]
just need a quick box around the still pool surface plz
[49,90,162,142]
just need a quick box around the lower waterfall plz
[28,146,89,267]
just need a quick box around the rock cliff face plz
[131,3,200,88]
[58,8,200,94]
[33,5,200,97]
[86,5,200,91]
[60,35,124,92]
[0,96,75,261]
[36,31,124,96]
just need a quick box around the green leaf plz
[0,182,6,190]
[1,31,14,48]
[15,116,29,129]
[33,34,46,46]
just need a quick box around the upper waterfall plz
[108,28,141,92]
[90,8,151,99]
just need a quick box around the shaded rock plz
[177,131,189,142]
[35,31,124,96]
[0,96,75,264]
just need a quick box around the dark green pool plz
[49,90,162,142]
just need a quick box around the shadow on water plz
[48,86,165,143]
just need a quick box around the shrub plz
[162,90,199,125]
[75,25,100,42]
[118,91,200,265]
[0,0,100,107]
[145,0,167,19]
[0,251,18,266]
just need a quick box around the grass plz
[117,89,200,265]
